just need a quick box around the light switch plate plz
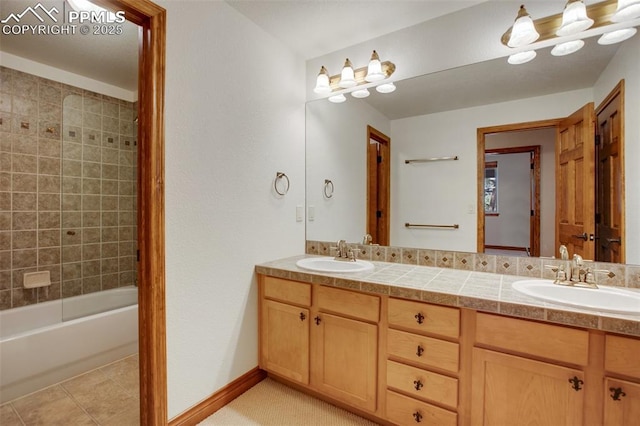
[296,205,303,222]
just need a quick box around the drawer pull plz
[609,387,626,401]
[415,312,425,324]
[299,312,306,321]
[314,316,321,325]
[413,379,423,391]
[416,345,424,357]
[569,376,584,391]
[413,411,423,423]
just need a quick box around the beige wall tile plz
[13,230,36,249]
[39,211,60,229]
[12,192,36,210]
[12,212,37,230]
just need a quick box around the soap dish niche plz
[23,271,51,289]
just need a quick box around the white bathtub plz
[0,286,139,403]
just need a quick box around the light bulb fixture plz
[501,0,640,65]
[313,50,396,102]
[551,39,585,55]
[339,59,357,88]
[507,5,540,47]
[376,82,396,94]
[508,50,537,64]
[598,27,638,43]
[556,0,594,36]
[313,66,331,95]
[351,88,370,98]
[612,0,640,22]
[365,50,385,82]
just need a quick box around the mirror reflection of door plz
[367,126,390,245]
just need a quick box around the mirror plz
[306,35,639,265]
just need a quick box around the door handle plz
[571,233,588,241]
[606,238,621,244]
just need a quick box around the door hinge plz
[137,250,140,262]
[595,135,601,146]
[595,213,601,223]
[376,210,382,218]
[531,209,534,217]
[377,155,382,164]
[530,162,534,170]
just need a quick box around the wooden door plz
[603,378,640,426]
[311,313,378,412]
[261,300,310,384]
[595,82,625,263]
[556,103,596,259]
[471,348,585,426]
[367,126,390,245]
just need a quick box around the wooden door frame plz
[477,119,560,254]
[484,145,541,257]
[595,80,625,263]
[100,0,167,424]
[367,126,391,245]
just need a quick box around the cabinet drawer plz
[316,285,380,322]
[388,298,459,339]
[605,335,640,379]
[387,360,458,409]
[386,390,457,426]
[388,329,459,373]
[475,313,589,366]
[263,276,311,307]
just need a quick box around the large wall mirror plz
[306,35,639,265]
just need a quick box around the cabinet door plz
[261,300,309,384]
[604,378,640,426]
[471,348,585,426]
[311,313,378,412]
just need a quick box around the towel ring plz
[324,179,334,198]
[274,172,290,196]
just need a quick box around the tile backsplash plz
[0,66,138,310]
[306,240,640,289]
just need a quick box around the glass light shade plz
[328,94,346,103]
[365,50,385,82]
[611,0,640,22]
[351,89,370,98]
[313,66,331,95]
[338,59,357,88]
[375,82,396,94]
[556,0,594,36]
[508,5,540,47]
[551,39,585,56]
[507,50,537,65]
[598,27,638,44]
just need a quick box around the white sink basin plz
[296,257,375,273]
[512,280,640,315]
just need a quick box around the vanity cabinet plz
[603,335,640,425]
[260,277,311,384]
[385,298,460,426]
[471,313,589,426]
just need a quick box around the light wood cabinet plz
[603,378,640,425]
[471,348,585,426]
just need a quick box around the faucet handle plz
[545,264,567,283]
[347,248,361,260]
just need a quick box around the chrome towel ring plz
[274,172,290,196]
[324,179,334,198]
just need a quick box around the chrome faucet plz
[362,233,372,245]
[332,240,359,261]
[545,245,607,289]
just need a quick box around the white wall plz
[486,128,557,257]
[161,1,305,418]
[593,36,640,264]
[484,152,531,250]
[305,99,389,243]
[390,88,592,251]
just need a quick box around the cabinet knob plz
[609,387,626,401]
[299,312,306,321]
[413,379,423,391]
[415,312,424,324]
[314,316,321,325]
[568,376,584,391]
[416,345,424,357]
[413,411,422,423]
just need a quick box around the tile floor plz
[0,354,139,426]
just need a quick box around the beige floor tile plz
[10,385,95,426]
[63,374,138,424]
[98,403,139,426]
[99,356,139,396]
[0,403,24,426]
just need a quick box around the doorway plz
[366,126,390,245]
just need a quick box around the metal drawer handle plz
[413,411,422,423]
[415,312,424,324]
[610,387,626,401]
[416,345,424,357]
[413,379,423,391]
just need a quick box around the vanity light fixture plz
[313,50,396,102]
[502,0,640,65]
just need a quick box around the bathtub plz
[0,286,139,403]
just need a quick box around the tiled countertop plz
[256,255,640,337]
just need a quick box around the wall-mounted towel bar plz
[323,179,334,198]
[405,156,458,164]
[274,172,290,196]
[405,223,459,229]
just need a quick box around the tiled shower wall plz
[0,66,138,310]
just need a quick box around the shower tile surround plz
[0,66,138,310]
